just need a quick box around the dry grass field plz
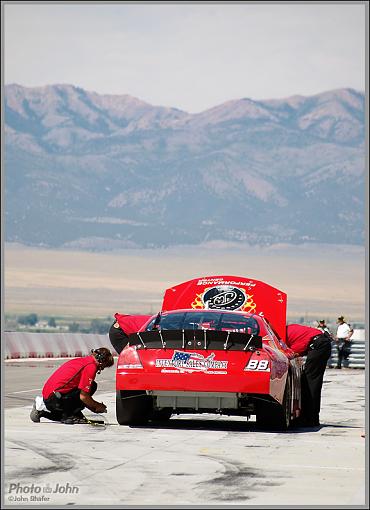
[4,242,366,322]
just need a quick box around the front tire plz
[116,390,152,425]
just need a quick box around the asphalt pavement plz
[3,360,367,506]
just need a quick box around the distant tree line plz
[18,313,39,326]
[11,314,112,334]
[68,318,111,334]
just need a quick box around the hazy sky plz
[4,2,366,113]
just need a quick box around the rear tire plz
[256,375,291,431]
[151,408,172,422]
[116,390,152,425]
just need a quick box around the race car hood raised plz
[161,275,287,343]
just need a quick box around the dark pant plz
[301,335,332,423]
[43,381,97,421]
[336,339,352,368]
[109,322,129,355]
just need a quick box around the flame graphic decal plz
[191,292,205,309]
[242,294,257,313]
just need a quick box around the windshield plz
[146,311,260,335]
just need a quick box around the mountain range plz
[4,84,365,249]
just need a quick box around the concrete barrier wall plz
[3,332,118,359]
[327,329,366,369]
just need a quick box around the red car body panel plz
[118,347,270,393]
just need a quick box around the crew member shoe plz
[73,411,89,423]
[30,403,43,423]
[61,417,75,425]
[74,416,89,424]
[61,414,88,425]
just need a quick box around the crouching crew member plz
[30,347,114,424]
[286,324,332,427]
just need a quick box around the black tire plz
[116,390,152,425]
[151,408,172,422]
[256,375,291,431]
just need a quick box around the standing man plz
[335,316,354,369]
[286,324,332,427]
[317,319,332,336]
[30,347,114,424]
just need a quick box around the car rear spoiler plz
[161,275,287,343]
[128,329,263,351]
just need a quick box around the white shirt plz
[337,323,352,339]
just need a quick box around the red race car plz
[114,275,304,430]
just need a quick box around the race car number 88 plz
[246,360,269,370]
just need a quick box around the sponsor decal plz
[191,285,256,312]
[196,278,257,288]
[155,350,228,374]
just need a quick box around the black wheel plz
[151,408,172,422]
[256,375,291,431]
[116,390,153,425]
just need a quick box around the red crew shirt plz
[42,355,98,399]
[286,324,323,355]
[114,313,152,334]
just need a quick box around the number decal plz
[257,360,269,370]
[245,359,270,371]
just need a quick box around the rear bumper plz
[116,370,271,394]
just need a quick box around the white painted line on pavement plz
[11,388,42,394]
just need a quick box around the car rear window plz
[146,311,260,335]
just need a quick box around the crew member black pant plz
[301,334,332,424]
[43,381,97,421]
[336,339,352,369]
[109,321,129,355]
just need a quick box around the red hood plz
[161,275,287,342]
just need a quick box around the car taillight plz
[118,346,143,369]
